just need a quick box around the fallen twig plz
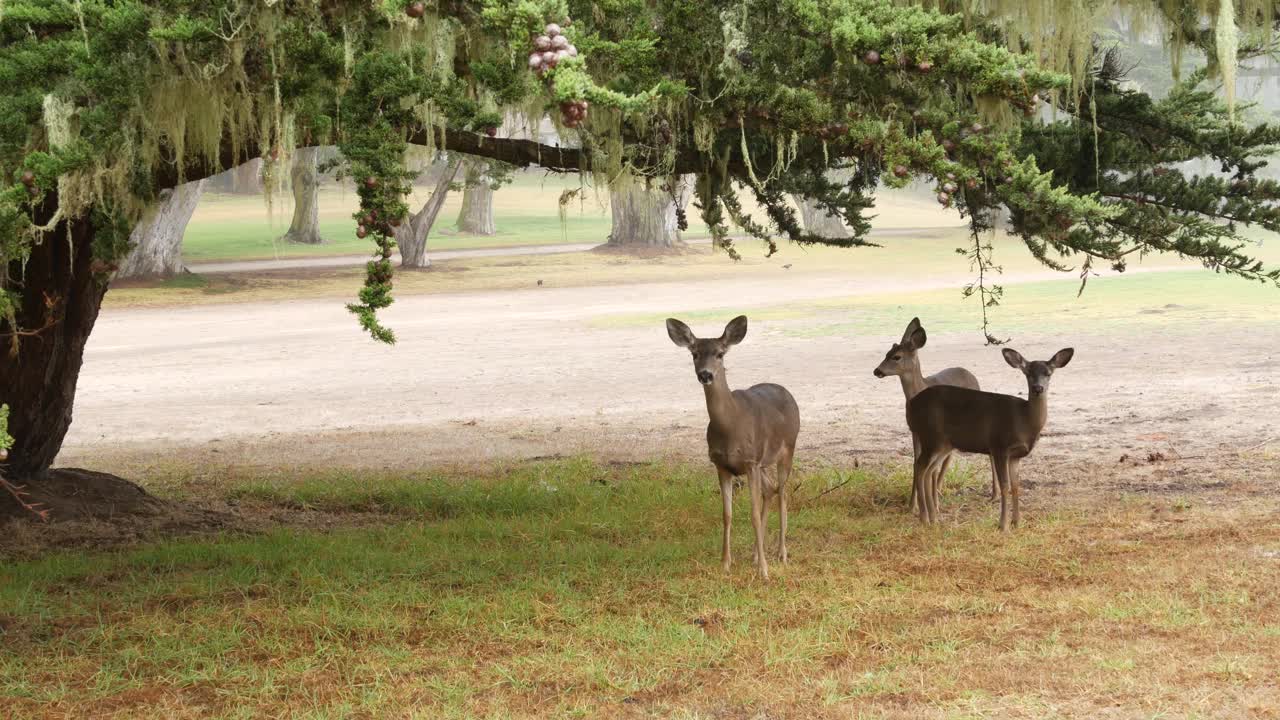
[812,477,853,501]
[1243,436,1277,452]
[0,474,50,522]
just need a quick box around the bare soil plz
[51,264,1279,518]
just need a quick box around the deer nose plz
[697,370,714,384]
[873,368,885,378]
[1031,384,1045,395]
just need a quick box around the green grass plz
[182,174,710,263]
[595,268,1280,337]
[2,459,1279,718]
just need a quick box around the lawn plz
[2,458,1278,718]
[182,173,711,263]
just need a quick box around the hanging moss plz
[1,0,1276,349]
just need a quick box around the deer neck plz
[1025,392,1050,434]
[898,357,930,400]
[703,373,741,431]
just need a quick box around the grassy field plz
[107,221,1280,331]
[594,266,1280,337]
[2,458,1278,718]
[183,173,710,263]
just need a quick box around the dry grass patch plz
[2,459,1278,718]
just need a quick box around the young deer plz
[874,318,998,511]
[907,347,1074,531]
[666,316,800,580]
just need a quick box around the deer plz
[907,347,1074,531]
[666,315,800,580]
[874,317,998,513]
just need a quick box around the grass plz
[594,266,1280,338]
[106,225,1244,314]
[183,173,711,263]
[3,458,1279,718]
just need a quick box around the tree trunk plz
[114,180,207,279]
[455,159,496,235]
[605,178,685,250]
[0,195,107,481]
[230,158,263,195]
[281,147,325,245]
[397,156,460,268]
[793,196,851,239]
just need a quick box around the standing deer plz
[874,318,998,512]
[666,315,800,580]
[907,347,1074,531]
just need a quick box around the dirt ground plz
[56,254,1279,520]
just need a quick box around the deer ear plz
[1049,347,1074,368]
[1002,348,1026,369]
[900,317,922,344]
[907,325,927,350]
[666,318,696,348]
[722,315,748,346]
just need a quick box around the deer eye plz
[716,351,725,359]
[893,355,902,361]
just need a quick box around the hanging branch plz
[959,214,1008,346]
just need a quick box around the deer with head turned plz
[666,315,800,580]
[874,318,998,512]
[907,347,1074,531]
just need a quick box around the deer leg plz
[994,454,1012,532]
[989,458,999,501]
[1010,457,1023,528]
[748,467,770,580]
[909,433,921,513]
[776,455,792,565]
[717,467,734,572]
[933,453,952,514]
[912,451,932,524]
[923,453,947,524]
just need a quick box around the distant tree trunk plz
[229,159,263,195]
[605,178,684,250]
[281,147,325,245]
[455,159,496,235]
[793,196,851,239]
[397,156,460,268]
[114,180,206,279]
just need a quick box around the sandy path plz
[59,258,1279,509]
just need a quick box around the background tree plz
[1,0,1278,513]
[793,196,853,240]
[114,180,207,279]
[455,158,498,235]
[280,148,326,245]
[397,154,462,268]
[605,174,688,250]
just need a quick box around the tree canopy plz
[3,0,1276,342]
[2,0,1280,481]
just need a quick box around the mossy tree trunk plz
[605,177,685,250]
[0,193,107,483]
[455,159,496,235]
[281,147,325,245]
[114,180,206,279]
[397,155,460,268]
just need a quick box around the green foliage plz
[0,0,1276,345]
[1021,55,1280,287]
[0,404,12,452]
